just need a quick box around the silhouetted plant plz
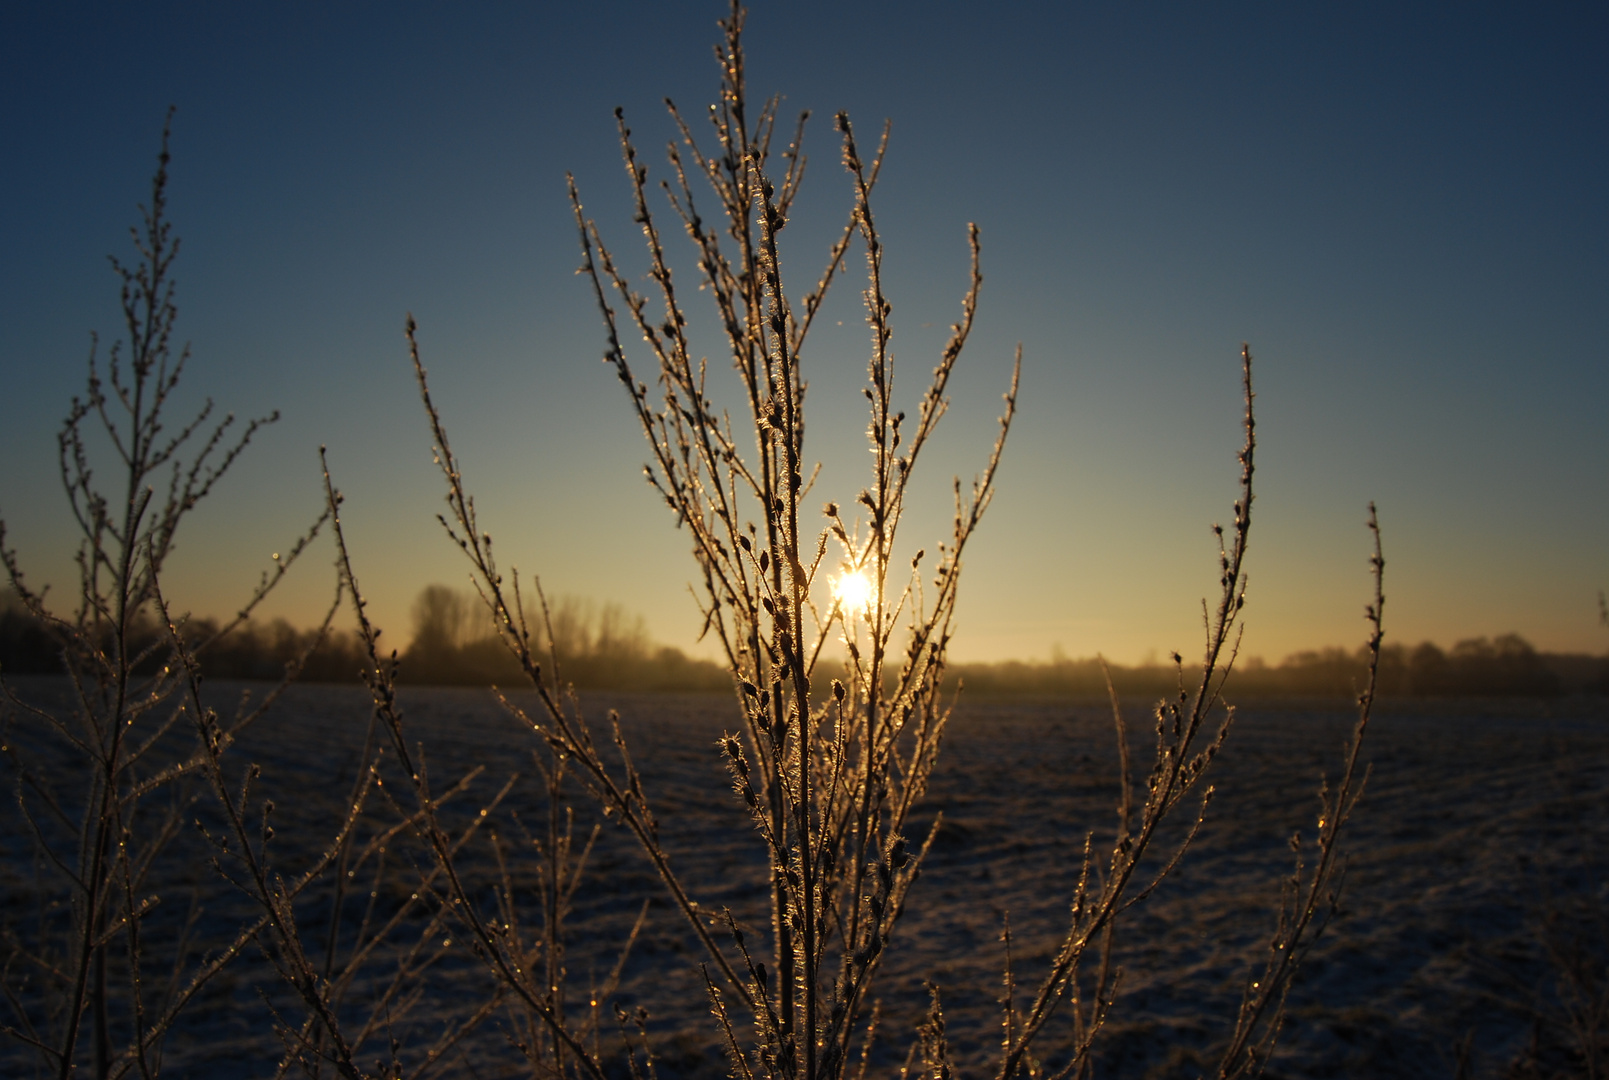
[314,5,1383,1079]
[0,114,333,1079]
[0,8,1398,1078]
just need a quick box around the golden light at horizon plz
[832,568,875,621]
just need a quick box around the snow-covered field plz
[4,680,1605,1078]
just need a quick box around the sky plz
[2,1,1606,665]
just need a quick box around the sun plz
[832,569,875,620]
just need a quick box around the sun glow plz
[832,569,875,620]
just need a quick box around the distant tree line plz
[946,634,1609,700]
[0,586,728,691]
[391,584,728,691]
[4,586,1605,697]
[0,588,371,683]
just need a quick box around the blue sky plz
[2,1,1605,664]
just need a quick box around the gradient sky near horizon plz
[2,2,1606,665]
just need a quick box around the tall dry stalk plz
[325,5,1382,1078]
[986,349,1256,1080]
[1210,505,1382,1078]
[321,451,637,1080]
[0,113,333,1079]
[978,441,1384,1080]
[564,6,1020,1074]
[320,3,1017,1076]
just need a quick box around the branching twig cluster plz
[1,10,1388,1079]
[323,2,1021,1075]
[321,7,1382,1079]
[0,112,335,1079]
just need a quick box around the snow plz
[3,679,1604,1077]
